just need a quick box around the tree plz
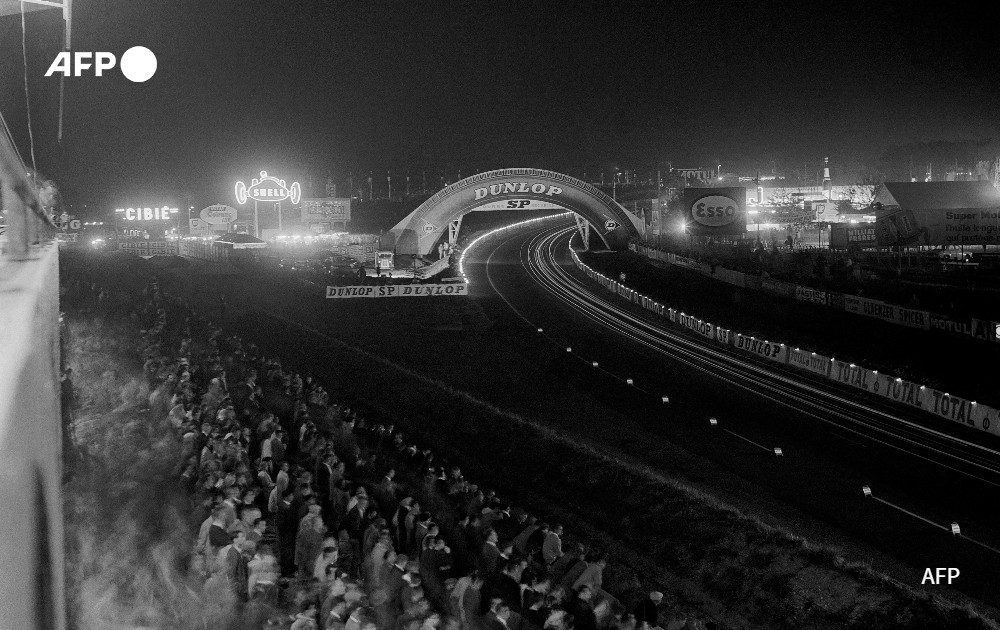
[844,169,884,210]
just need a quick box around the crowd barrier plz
[572,249,1000,439]
[629,244,1000,345]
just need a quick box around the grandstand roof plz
[0,0,63,18]
[875,181,1000,211]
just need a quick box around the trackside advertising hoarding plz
[570,248,1000,438]
[843,295,930,330]
[326,284,468,298]
[633,243,996,343]
[786,348,832,377]
[876,207,1000,247]
[829,225,877,249]
[734,334,786,363]
[682,187,746,236]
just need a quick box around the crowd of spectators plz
[60,267,717,630]
[639,237,1000,318]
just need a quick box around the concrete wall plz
[0,240,65,630]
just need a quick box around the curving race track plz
[468,218,1000,611]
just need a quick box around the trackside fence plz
[570,248,1000,439]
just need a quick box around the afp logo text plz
[45,46,157,83]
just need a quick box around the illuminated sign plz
[235,171,302,204]
[473,199,563,211]
[473,182,563,200]
[200,204,238,225]
[301,198,350,220]
[690,195,739,227]
[682,187,747,235]
[115,206,178,221]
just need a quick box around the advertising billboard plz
[301,198,351,232]
[829,224,877,248]
[874,207,1000,247]
[682,187,746,235]
[200,204,238,225]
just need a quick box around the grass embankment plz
[233,313,998,630]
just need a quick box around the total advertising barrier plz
[572,249,1000,438]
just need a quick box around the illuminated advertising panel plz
[115,205,178,221]
[874,207,1000,247]
[301,198,351,232]
[235,171,302,204]
[682,187,746,235]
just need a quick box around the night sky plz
[1,0,998,214]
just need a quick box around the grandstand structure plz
[0,119,65,628]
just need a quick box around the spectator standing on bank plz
[542,524,564,569]
[634,591,663,627]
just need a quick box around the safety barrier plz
[572,248,1000,438]
[629,243,1000,344]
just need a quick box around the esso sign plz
[691,195,738,227]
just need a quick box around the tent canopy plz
[215,233,266,249]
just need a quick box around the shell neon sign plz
[235,171,302,204]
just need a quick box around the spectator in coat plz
[343,495,370,541]
[542,524,564,568]
[375,467,398,516]
[393,497,414,551]
[525,522,550,563]
[634,591,663,627]
[572,552,606,594]
[372,553,408,630]
[567,586,598,630]
[290,601,319,630]
[549,543,586,585]
[483,558,526,615]
[218,530,252,601]
[483,601,513,630]
[480,528,501,575]
[247,543,281,603]
[313,537,340,583]
[316,452,336,520]
[296,510,327,577]
[496,509,527,546]
[450,571,484,630]
[511,516,539,556]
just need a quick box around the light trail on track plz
[474,220,1000,558]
